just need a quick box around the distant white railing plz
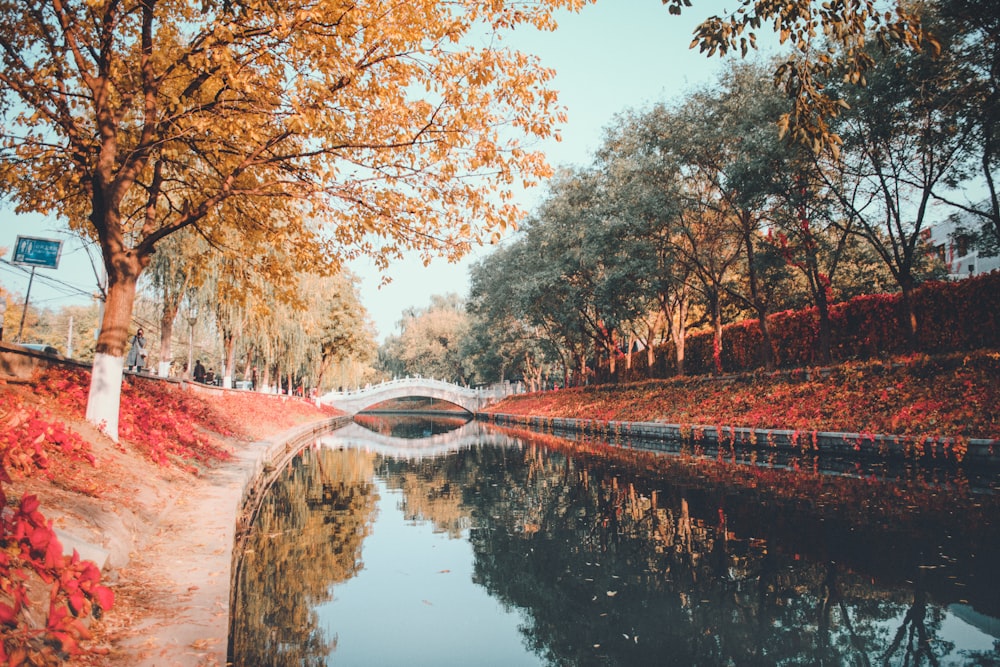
[318,377,524,414]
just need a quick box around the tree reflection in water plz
[230,446,378,666]
[230,419,1000,666]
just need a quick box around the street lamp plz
[187,311,197,380]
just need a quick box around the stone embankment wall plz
[479,413,999,466]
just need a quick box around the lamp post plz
[187,313,197,380]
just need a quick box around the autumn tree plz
[821,14,978,344]
[380,293,471,383]
[0,0,586,439]
[145,228,205,376]
[664,0,930,151]
[300,272,375,393]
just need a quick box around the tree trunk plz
[757,308,775,371]
[86,267,140,441]
[158,302,178,377]
[814,273,833,366]
[899,279,919,347]
[709,290,723,375]
[743,227,775,371]
[222,328,236,389]
[664,285,690,377]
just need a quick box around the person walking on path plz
[194,359,206,383]
[126,328,147,372]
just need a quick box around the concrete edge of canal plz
[119,416,350,666]
[477,413,1000,466]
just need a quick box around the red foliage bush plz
[0,480,114,663]
[34,367,233,468]
[625,272,1000,379]
[0,392,97,495]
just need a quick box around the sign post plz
[11,235,63,342]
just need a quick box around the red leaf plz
[45,535,64,569]
[91,584,114,611]
[0,601,18,626]
[19,495,39,514]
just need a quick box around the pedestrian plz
[250,366,258,391]
[0,296,6,341]
[194,359,206,383]
[205,367,215,386]
[126,328,146,372]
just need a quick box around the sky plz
[0,1,730,342]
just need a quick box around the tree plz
[302,272,376,393]
[146,229,205,376]
[0,0,584,439]
[664,0,932,152]
[927,0,1000,252]
[599,107,700,377]
[466,247,564,389]
[523,170,619,384]
[823,18,977,344]
[380,294,470,383]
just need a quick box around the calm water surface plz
[230,416,1000,666]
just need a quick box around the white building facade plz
[924,210,1000,279]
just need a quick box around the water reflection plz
[230,417,1000,666]
[354,412,471,439]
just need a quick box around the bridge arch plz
[318,377,521,415]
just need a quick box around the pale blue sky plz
[0,1,732,340]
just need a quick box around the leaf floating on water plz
[593,644,601,648]
[607,591,617,597]
[438,569,451,574]
[422,599,433,606]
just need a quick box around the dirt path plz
[92,440,263,667]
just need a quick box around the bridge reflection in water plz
[229,415,1000,666]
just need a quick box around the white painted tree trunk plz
[158,360,171,377]
[86,352,125,442]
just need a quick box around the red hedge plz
[618,271,1000,380]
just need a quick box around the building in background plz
[924,209,1000,279]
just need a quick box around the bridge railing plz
[318,376,524,405]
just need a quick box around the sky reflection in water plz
[230,416,1000,666]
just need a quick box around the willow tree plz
[0,0,584,439]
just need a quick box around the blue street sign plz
[12,235,62,269]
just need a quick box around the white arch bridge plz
[318,377,523,415]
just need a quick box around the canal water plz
[230,415,1000,666]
